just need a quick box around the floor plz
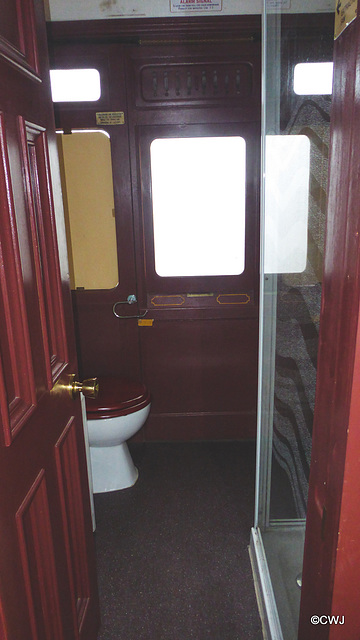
[93,441,264,640]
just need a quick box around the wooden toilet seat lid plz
[86,376,151,419]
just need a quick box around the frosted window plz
[50,69,101,102]
[294,62,333,95]
[150,137,246,277]
[264,135,310,274]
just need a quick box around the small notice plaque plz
[334,0,358,39]
[96,111,125,125]
[138,319,154,326]
[170,0,222,12]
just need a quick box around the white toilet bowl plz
[85,376,151,493]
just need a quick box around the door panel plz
[19,118,68,386]
[140,317,259,440]
[54,417,93,634]
[128,37,261,439]
[0,1,99,638]
[16,470,65,640]
[0,112,37,444]
[0,0,39,78]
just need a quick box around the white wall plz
[47,0,333,21]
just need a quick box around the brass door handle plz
[58,374,99,399]
[71,375,99,399]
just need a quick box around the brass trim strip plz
[150,295,186,307]
[216,293,251,305]
[186,293,214,298]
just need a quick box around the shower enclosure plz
[251,5,334,639]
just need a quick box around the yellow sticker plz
[96,111,125,125]
[138,318,154,326]
[334,0,358,39]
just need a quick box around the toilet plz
[85,376,151,493]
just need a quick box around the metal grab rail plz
[112,295,148,319]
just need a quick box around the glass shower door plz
[251,4,334,639]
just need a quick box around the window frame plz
[137,122,260,304]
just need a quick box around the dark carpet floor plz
[94,441,263,640]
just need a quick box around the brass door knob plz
[81,378,100,398]
[66,374,99,399]
[73,376,99,399]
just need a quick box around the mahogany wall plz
[48,16,261,441]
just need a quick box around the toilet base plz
[90,442,138,493]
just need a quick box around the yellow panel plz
[57,130,119,290]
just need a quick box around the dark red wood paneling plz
[50,40,142,381]
[0,111,36,445]
[328,315,360,638]
[299,14,360,640]
[19,118,68,385]
[55,417,92,639]
[16,469,64,640]
[139,317,258,440]
[126,31,260,440]
[48,17,261,442]
[47,15,261,45]
[0,600,7,640]
[19,119,53,389]
[74,300,143,381]
[0,0,39,78]
[133,60,255,107]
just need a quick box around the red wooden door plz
[299,12,360,640]
[0,2,99,639]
